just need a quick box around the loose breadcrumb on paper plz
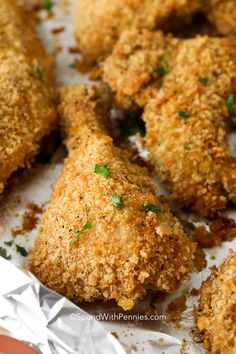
[11,203,43,237]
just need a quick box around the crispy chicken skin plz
[207,0,236,35]
[74,0,202,63]
[29,84,195,310]
[0,0,56,193]
[103,30,236,216]
[195,250,236,353]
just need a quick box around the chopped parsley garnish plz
[70,205,92,244]
[120,111,146,139]
[112,194,124,209]
[227,93,235,117]
[16,244,28,257]
[34,65,44,81]
[184,144,191,150]
[95,164,110,179]
[42,0,54,10]
[69,59,78,69]
[0,247,11,260]
[154,51,168,76]
[199,77,211,85]
[187,222,196,232]
[178,111,191,119]
[141,204,163,213]
[4,240,14,247]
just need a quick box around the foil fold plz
[0,257,127,354]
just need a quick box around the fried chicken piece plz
[29,84,195,310]
[104,29,236,216]
[207,0,236,35]
[195,250,236,353]
[0,0,56,193]
[74,0,203,63]
[144,35,236,216]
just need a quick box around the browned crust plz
[29,84,195,310]
[74,0,203,63]
[195,250,236,353]
[207,0,236,35]
[103,30,236,216]
[0,0,57,193]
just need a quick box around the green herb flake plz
[199,77,211,85]
[141,204,163,213]
[227,93,235,117]
[70,205,93,244]
[112,194,124,209]
[4,240,14,247]
[178,111,191,119]
[69,59,78,69]
[120,111,146,139]
[0,247,11,260]
[16,244,28,257]
[154,51,168,76]
[95,164,110,179]
[42,0,54,10]
[184,144,191,151]
[187,222,196,232]
[34,65,44,81]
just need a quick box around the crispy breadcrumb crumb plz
[192,217,236,248]
[11,203,42,236]
[29,84,195,310]
[195,250,236,353]
[168,294,187,328]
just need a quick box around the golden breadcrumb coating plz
[207,0,236,35]
[29,84,195,310]
[144,35,236,216]
[195,250,236,354]
[103,29,181,109]
[103,29,236,216]
[74,0,202,63]
[0,0,56,193]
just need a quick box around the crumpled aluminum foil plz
[0,257,128,354]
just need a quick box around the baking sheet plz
[0,1,236,353]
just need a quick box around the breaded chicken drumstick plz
[195,250,236,353]
[0,0,56,193]
[29,85,195,310]
[74,0,202,63]
[103,29,236,216]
